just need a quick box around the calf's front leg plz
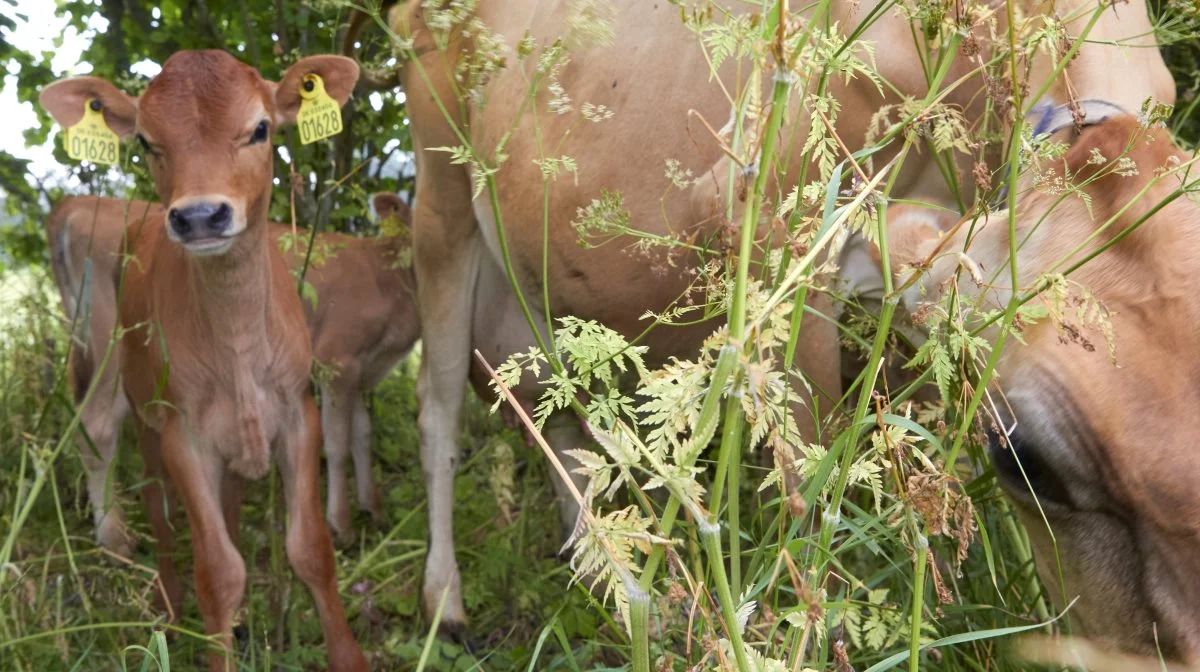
[159,418,245,672]
[350,393,383,523]
[279,395,368,671]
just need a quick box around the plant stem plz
[909,541,928,672]
[708,386,746,590]
[628,582,652,672]
[700,517,752,672]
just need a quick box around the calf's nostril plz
[209,203,233,232]
[168,208,191,235]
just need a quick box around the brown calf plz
[40,51,368,671]
[46,193,419,552]
[290,192,419,539]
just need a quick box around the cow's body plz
[386,0,1175,639]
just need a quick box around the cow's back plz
[47,197,161,402]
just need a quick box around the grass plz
[0,265,1056,671]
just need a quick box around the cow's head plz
[40,51,358,257]
[887,115,1200,661]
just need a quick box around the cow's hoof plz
[233,624,249,647]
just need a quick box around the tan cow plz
[46,193,418,552]
[874,113,1200,664]
[360,0,1175,637]
[40,52,368,671]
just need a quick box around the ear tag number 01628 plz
[296,74,342,145]
[65,99,119,165]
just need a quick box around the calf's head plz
[370,192,411,227]
[889,116,1200,662]
[40,51,358,257]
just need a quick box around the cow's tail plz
[342,1,402,90]
[46,200,82,321]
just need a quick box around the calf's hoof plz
[151,579,184,623]
[327,514,356,548]
[97,511,136,559]
[437,618,481,654]
[326,636,370,672]
[366,506,389,532]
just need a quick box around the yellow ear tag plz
[65,99,120,165]
[296,74,343,145]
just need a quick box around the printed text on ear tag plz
[296,74,343,145]
[65,99,120,165]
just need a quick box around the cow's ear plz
[370,192,410,224]
[273,55,361,126]
[40,77,139,138]
[886,205,955,271]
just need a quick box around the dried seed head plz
[961,32,981,58]
[788,491,807,518]
[667,581,689,606]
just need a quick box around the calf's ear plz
[39,77,138,138]
[273,55,361,126]
[370,192,410,225]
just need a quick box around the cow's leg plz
[135,414,182,620]
[321,380,356,542]
[779,291,842,492]
[79,385,134,558]
[414,196,482,634]
[159,418,244,672]
[350,394,382,523]
[279,395,368,672]
[541,409,590,540]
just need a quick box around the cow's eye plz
[249,120,270,145]
[989,428,1071,506]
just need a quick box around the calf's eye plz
[249,120,270,145]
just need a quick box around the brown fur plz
[45,194,420,548]
[890,117,1200,662]
[40,51,366,671]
